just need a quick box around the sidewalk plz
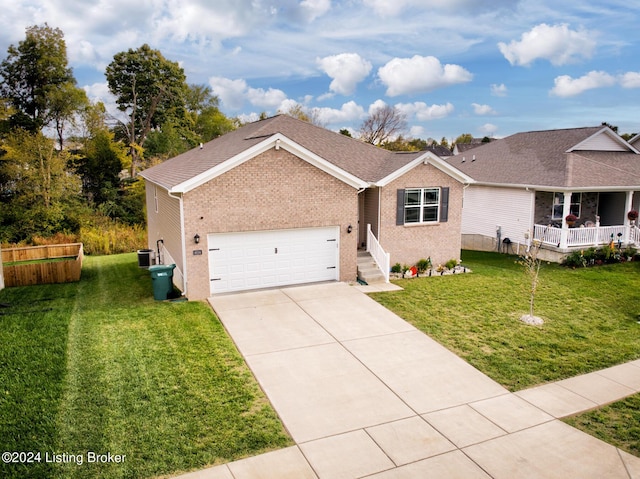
[175,283,640,479]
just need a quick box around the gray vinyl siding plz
[145,182,184,275]
[574,134,628,152]
[364,187,380,238]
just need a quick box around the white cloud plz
[498,23,596,66]
[396,102,455,121]
[317,53,372,95]
[550,71,616,97]
[362,0,503,16]
[472,103,496,115]
[300,0,332,22]
[409,125,425,138]
[314,101,366,125]
[208,76,289,111]
[479,123,498,136]
[246,86,289,109]
[208,77,251,110]
[378,55,472,96]
[368,99,388,115]
[620,72,640,89]
[491,83,508,97]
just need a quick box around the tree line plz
[0,24,235,245]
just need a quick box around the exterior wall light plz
[347,225,353,234]
[194,234,200,244]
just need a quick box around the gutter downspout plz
[168,190,188,297]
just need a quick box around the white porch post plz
[560,191,572,249]
[624,190,634,244]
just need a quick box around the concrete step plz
[356,251,386,284]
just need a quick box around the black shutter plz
[440,187,449,222]
[396,189,405,225]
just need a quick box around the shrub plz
[445,258,458,270]
[80,221,147,255]
[416,258,432,274]
[391,263,402,274]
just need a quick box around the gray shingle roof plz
[139,115,426,190]
[445,126,640,189]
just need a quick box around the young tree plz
[359,104,407,146]
[518,239,544,325]
[0,24,78,133]
[106,44,188,176]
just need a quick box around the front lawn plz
[0,253,292,479]
[370,250,640,391]
[564,393,640,457]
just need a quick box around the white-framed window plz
[552,192,581,220]
[154,186,159,213]
[404,188,440,224]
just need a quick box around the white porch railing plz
[534,224,637,249]
[366,224,390,283]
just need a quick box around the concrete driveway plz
[180,282,640,479]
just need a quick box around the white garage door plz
[208,226,340,294]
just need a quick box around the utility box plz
[149,264,176,300]
[137,249,155,268]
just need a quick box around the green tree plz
[185,84,235,143]
[454,133,473,144]
[0,24,76,133]
[48,81,88,149]
[0,130,81,241]
[106,44,188,176]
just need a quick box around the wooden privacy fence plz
[1,243,84,287]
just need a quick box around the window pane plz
[405,207,420,223]
[423,189,439,205]
[405,190,421,206]
[553,204,563,219]
[423,206,438,222]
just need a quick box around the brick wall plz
[182,147,358,299]
[379,163,464,269]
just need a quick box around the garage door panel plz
[208,227,340,294]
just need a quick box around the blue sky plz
[1,0,638,142]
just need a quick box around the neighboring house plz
[426,144,453,158]
[139,115,471,299]
[444,126,640,259]
[452,138,492,155]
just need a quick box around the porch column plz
[560,191,573,249]
[624,190,634,244]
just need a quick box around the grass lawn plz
[564,393,640,457]
[0,253,292,479]
[370,250,640,392]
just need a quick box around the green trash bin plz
[149,264,176,300]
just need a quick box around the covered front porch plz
[532,189,640,251]
[534,222,640,250]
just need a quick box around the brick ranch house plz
[139,115,472,299]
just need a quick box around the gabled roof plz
[140,115,471,193]
[445,126,640,190]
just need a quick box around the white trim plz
[568,127,640,154]
[170,133,368,193]
[376,151,474,186]
[470,181,640,193]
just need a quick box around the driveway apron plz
[203,282,640,479]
